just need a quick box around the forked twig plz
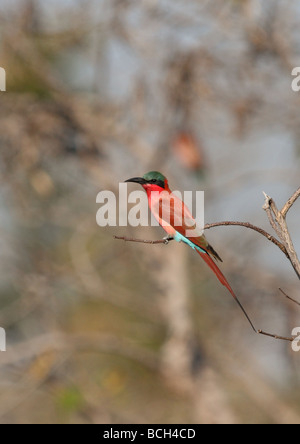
[257,289,300,341]
[263,190,300,280]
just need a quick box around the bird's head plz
[125,171,169,191]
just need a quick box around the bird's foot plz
[163,235,173,245]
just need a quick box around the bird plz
[125,171,256,332]
[172,131,206,174]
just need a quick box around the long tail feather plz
[198,250,257,332]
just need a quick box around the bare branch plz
[281,187,300,218]
[262,192,283,240]
[257,330,294,342]
[114,235,173,245]
[279,288,300,307]
[204,221,289,258]
[255,289,300,342]
[263,191,300,280]
[114,222,288,256]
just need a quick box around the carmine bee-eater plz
[125,171,256,332]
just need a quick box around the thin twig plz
[257,330,294,342]
[281,187,300,218]
[279,288,300,307]
[114,235,173,245]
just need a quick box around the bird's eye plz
[151,179,156,183]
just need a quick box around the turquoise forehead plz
[143,171,166,182]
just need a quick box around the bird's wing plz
[149,190,222,259]
[149,190,205,238]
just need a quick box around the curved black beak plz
[125,177,147,185]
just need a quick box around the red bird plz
[125,171,256,332]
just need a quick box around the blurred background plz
[0,0,300,424]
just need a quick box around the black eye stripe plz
[145,178,165,188]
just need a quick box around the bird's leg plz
[163,235,174,245]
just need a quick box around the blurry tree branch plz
[70,222,160,322]
[0,332,158,371]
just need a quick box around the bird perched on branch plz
[125,171,256,332]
